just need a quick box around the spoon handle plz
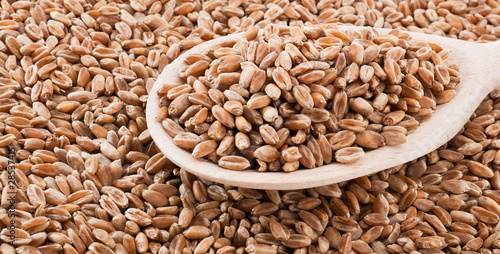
[485,41,500,86]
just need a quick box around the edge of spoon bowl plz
[146,25,493,190]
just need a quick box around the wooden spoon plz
[146,25,500,190]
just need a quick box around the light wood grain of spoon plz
[146,25,500,190]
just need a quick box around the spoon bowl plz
[146,25,500,190]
